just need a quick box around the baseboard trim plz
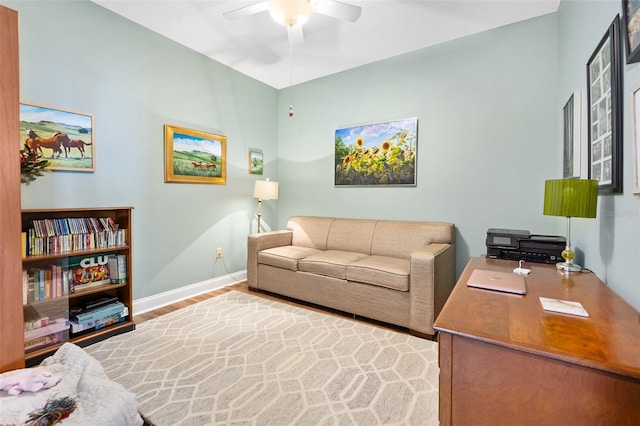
[133,270,247,315]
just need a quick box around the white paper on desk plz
[539,297,589,317]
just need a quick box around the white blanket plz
[0,343,143,425]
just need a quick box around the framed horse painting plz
[164,124,227,184]
[20,102,95,172]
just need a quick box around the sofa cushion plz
[298,250,368,279]
[346,255,410,291]
[371,220,454,258]
[259,246,321,271]
[326,219,377,254]
[288,216,334,250]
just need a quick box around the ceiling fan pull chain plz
[289,40,294,117]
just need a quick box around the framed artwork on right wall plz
[563,91,581,178]
[631,85,640,194]
[622,0,640,64]
[586,15,623,194]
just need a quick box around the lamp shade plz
[543,179,598,218]
[253,180,279,200]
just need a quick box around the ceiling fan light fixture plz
[268,0,312,27]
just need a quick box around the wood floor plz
[134,283,246,323]
[134,282,408,335]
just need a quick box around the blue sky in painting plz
[20,104,92,128]
[335,118,417,149]
[174,132,222,156]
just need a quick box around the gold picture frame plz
[164,124,226,184]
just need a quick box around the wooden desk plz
[434,256,640,425]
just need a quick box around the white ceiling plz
[91,0,560,89]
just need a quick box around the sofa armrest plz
[409,243,455,336]
[247,230,293,289]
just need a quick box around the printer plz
[486,228,566,264]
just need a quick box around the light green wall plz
[8,0,639,311]
[558,0,640,311]
[6,0,279,300]
[276,14,559,279]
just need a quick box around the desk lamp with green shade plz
[543,179,598,272]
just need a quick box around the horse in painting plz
[60,135,92,158]
[26,129,70,159]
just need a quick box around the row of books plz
[31,216,119,238]
[23,227,126,257]
[22,265,71,303]
[22,253,127,304]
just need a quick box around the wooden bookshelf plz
[0,5,22,373]
[21,207,135,366]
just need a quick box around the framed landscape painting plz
[164,124,226,184]
[335,118,417,186]
[249,148,263,175]
[20,102,95,172]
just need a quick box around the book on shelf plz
[23,265,71,303]
[25,215,126,256]
[21,231,27,257]
[108,254,127,284]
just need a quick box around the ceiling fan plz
[223,0,362,45]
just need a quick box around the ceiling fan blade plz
[287,25,304,45]
[223,1,269,20]
[311,0,362,22]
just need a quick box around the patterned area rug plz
[85,291,439,425]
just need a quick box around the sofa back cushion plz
[326,219,377,254]
[371,220,454,259]
[287,216,454,259]
[287,216,334,250]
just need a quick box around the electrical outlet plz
[216,248,223,258]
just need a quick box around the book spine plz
[62,269,70,296]
[117,254,127,282]
[108,255,119,283]
[45,269,52,299]
[38,269,45,301]
[21,232,26,258]
[22,269,28,304]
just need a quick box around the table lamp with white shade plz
[253,179,279,233]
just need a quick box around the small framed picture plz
[563,91,581,178]
[623,0,640,64]
[632,85,640,194]
[20,102,95,172]
[249,148,263,175]
[164,124,226,184]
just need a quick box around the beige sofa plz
[247,216,455,337]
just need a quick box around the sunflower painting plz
[335,118,417,186]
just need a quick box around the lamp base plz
[556,261,582,272]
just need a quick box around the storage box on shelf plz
[21,207,135,366]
